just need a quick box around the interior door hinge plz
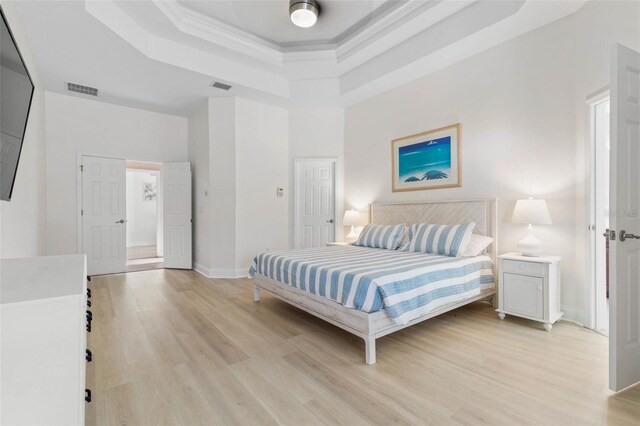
[80,165,84,172]
[81,209,83,216]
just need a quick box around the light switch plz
[276,188,284,198]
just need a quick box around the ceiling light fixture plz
[289,0,320,28]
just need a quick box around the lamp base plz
[517,233,543,257]
[346,225,358,243]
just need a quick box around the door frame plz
[76,152,165,259]
[584,88,610,331]
[293,157,339,249]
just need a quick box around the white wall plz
[188,100,210,273]
[208,97,237,276]
[125,170,157,247]
[189,97,289,277]
[45,92,188,255]
[0,2,46,259]
[343,0,640,324]
[236,97,289,270]
[288,107,345,245]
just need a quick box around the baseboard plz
[192,264,246,279]
[209,268,247,279]
[561,305,584,326]
[127,241,156,247]
[193,262,211,278]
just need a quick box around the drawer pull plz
[86,310,93,321]
[86,349,93,362]
[87,288,92,298]
[87,300,91,307]
[85,389,92,403]
[86,320,92,332]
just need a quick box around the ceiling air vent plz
[210,81,232,91]
[66,82,98,96]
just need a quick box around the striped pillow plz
[408,223,475,257]
[353,224,405,250]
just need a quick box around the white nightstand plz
[327,242,350,246]
[496,253,563,331]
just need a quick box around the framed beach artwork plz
[391,123,461,192]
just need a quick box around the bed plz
[249,199,498,364]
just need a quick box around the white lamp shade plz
[511,198,552,225]
[343,209,361,226]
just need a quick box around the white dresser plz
[496,253,563,331]
[1,255,90,425]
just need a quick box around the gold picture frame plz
[391,123,462,192]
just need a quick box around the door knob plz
[619,230,640,242]
[326,219,334,224]
[603,229,616,240]
[115,219,125,224]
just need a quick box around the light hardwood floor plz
[86,269,640,425]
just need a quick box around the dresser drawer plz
[502,259,544,277]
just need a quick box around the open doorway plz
[125,160,163,272]
[589,94,610,336]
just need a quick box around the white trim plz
[126,241,156,247]
[293,157,339,248]
[193,262,211,278]
[584,89,610,331]
[561,304,584,326]
[193,264,247,279]
[152,0,284,65]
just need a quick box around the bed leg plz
[364,336,376,365]
[254,286,260,302]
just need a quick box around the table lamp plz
[511,197,552,256]
[343,209,362,242]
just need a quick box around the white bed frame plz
[253,199,499,364]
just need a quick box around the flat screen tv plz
[0,6,34,201]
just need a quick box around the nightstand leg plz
[543,323,552,331]
[498,312,506,320]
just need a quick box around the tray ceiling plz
[177,0,397,46]
[10,0,589,115]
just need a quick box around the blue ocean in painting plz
[399,136,451,182]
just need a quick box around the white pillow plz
[461,234,494,257]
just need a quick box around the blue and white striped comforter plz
[248,245,494,325]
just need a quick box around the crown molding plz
[85,0,589,109]
[335,0,476,73]
[152,0,284,65]
[335,0,441,62]
[151,0,466,69]
[85,0,290,99]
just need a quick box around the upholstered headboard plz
[370,199,499,262]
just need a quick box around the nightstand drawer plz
[502,259,544,277]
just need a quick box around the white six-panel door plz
[609,43,640,392]
[294,159,336,248]
[163,162,192,269]
[81,156,126,275]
